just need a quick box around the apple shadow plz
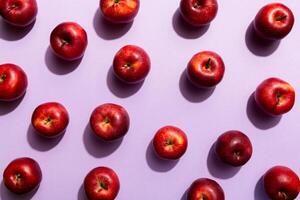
[77,184,87,200]
[254,176,269,200]
[0,20,35,41]
[179,70,215,103]
[106,66,144,98]
[206,143,240,179]
[245,22,280,57]
[172,9,210,39]
[83,124,123,158]
[93,9,133,40]
[145,140,179,172]
[0,95,25,116]
[246,93,281,130]
[0,181,38,200]
[26,124,64,151]
[44,46,82,75]
[180,187,189,200]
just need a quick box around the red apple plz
[0,64,28,102]
[264,166,300,200]
[152,126,188,160]
[113,45,151,84]
[50,22,88,61]
[3,157,42,194]
[255,78,295,116]
[180,0,218,27]
[90,103,130,141]
[84,166,120,200]
[187,178,224,200]
[254,3,294,40]
[0,0,37,27]
[187,51,225,88]
[100,0,139,24]
[215,130,252,167]
[31,102,69,138]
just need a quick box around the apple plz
[31,102,69,138]
[0,0,37,27]
[3,157,42,194]
[180,0,218,27]
[255,78,295,116]
[215,130,252,167]
[84,166,120,200]
[264,166,300,200]
[100,0,140,23]
[0,64,28,102]
[186,51,225,88]
[90,103,130,141]
[113,45,151,84]
[50,22,88,61]
[187,178,225,200]
[254,3,294,40]
[152,126,188,160]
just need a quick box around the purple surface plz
[0,0,300,199]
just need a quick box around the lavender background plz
[0,0,300,199]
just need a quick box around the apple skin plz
[100,0,139,24]
[152,126,188,160]
[264,166,300,200]
[187,178,225,200]
[84,166,120,200]
[255,78,295,116]
[113,45,151,84]
[0,64,28,102]
[254,3,294,40]
[90,103,130,141]
[0,0,37,27]
[179,0,218,26]
[186,51,225,88]
[3,157,42,194]
[215,130,252,167]
[50,22,88,61]
[31,102,69,138]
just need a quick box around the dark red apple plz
[187,178,225,200]
[0,64,28,101]
[264,166,300,200]
[100,0,139,23]
[90,103,130,141]
[187,51,225,88]
[31,102,69,138]
[3,157,42,194]
[255,78,295,116]
[180,0,218,26]
[215,130,252,167]
[254,3,294,40]
[84,166,120,200]
[0,0,37,27]
[50,22,88,61]
[113,45,151,84]
[152,126,188,160]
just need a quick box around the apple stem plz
[0,74,6,83]
[205,58,212,69]
[276,93,282,105]
[114,0,120,3]
[278,190,288,199]
[104,117,111,124]
[275,15,287,21]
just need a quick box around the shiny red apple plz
[50,22,88,61]
[100,0,139,23]
[113,45,151,84]
[187,51,225,88]
[3,157,42,194]
[152,126,188,160]
[254,3,294,40]
[264,166,300,200]
[180,0,218,26]
[0,0,37,27]
[215,130,252,167]
[84,166,120,200]
[0,64,28,102]
[90,103,130,141]
[255,78,295,116]
[31,102,69,138]
[187,178,225,200]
